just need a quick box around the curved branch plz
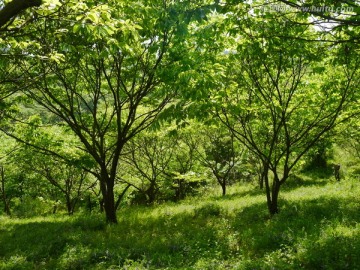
[0,0,42,29]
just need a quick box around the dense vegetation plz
[1,0,360,268]
[1,174,360,269]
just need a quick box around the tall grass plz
[1,175,360,269]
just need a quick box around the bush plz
[11,196,52,218]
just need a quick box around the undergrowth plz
[0,176,360,269]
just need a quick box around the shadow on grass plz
[0,215,107,269]
[282,174,330,190]
[212,174,330,209]
[210,175,330,202]
[1,184,360,269]
[230,194,360,269]
[113,206,229,268]
[209,187,264,202]
[0,209,233,269]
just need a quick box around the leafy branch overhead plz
[0,0,42,29]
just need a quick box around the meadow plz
[1,174,360,269]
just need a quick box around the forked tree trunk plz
[99,170,117,224]
[214,171,227,196]
[264,168,288,216]
[263,163,280,216]
[65,197,77,215]
[269,178,281,215]
[146,180,157,204]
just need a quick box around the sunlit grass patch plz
[1,178,360,269]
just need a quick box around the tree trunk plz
[175,179,185,201]
[269,179,280,215]
[266,173,281,216]
[263,163,281,216]
[3,195,11,216]
[87,195,93,213]
[99,171,117,223]
[214,171,226,196]
[259,161,265,189]
[146,180,157,204]
[259,173,264,189]
[66,195,73,215]
[103,189,117,223]
[115,184,131,210]
[0,166,11,216]
[99,198,104,212]
[221,180,226,196]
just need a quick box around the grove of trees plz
[1,0,360,223]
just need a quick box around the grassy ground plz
[1,175,360,269]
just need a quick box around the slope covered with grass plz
[1,175,360,269]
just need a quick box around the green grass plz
[1,176,360,269]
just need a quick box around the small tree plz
[192,125,240,196]
[29,161,94,215]
[204,134,236,196]
[168,126,208,201]
[120,131,175,204]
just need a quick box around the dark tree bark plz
[0,166,11,216]
[99,170,117,223]
[0,0,42,29]
[221,179,226,196]
[334,164,341,181]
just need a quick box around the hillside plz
[1,175,359,269]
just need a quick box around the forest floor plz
[1,173,360,269]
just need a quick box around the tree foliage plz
[1,0,360,221]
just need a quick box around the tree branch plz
[0,0,42,29]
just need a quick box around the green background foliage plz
[1,0,360,268]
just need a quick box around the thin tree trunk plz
[259,173,264,189]
[262,164,272,214]
[259,161,265,189]
[99,199,104,213]
[221,180,226,196]
[264,174,272,215]
[269,178,281,215]
[115,184,131,210]
[0,166,11,216]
